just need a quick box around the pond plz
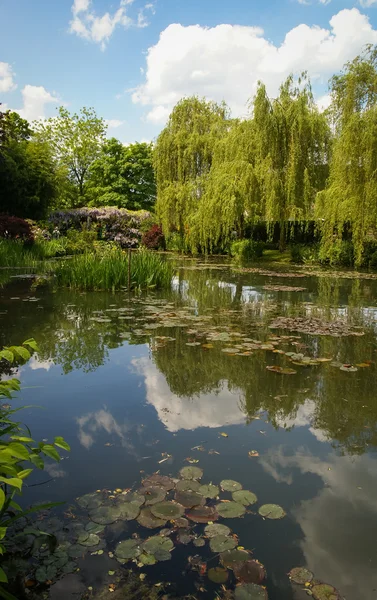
[1,257,377,600]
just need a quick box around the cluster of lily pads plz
[288,567,341,600]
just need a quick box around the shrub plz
[65,226,98,254]
[290,244,304,263]
[0,215,34,243]
[230,239,264,262]
[142,225,165,250]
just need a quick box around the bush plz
[290,244,304,263]
[142,225,165,250]
[230,239,264,262]
[0,215,34,243]
[65,226,98,254]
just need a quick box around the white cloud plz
[359,0,377,6]
[317,93,332,112]
[0,62,17,93]
[133,8,377,123]
[14,85,59,121]
[105,118,126,128]
[69,0,153,50]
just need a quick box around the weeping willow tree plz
[316,46,377,267]
[154,97,229,250]
[253,74,331,250]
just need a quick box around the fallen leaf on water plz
[220,432,228,438]
[108,571,115,576]
[139,574,146,581]
[185,457,199,464]
[248,450,259,457]
[208,449,220,455]
[259,431,266,435]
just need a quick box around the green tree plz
[36,106,107,205]
[316,45,377,267]
[87,139,155,210]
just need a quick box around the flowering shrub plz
[0,215,34,243]
[142,225,165,250]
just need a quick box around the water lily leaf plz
[67,545,85,558]
[209,534,237,553]
[175,490,205,508]
[137,508,167,529]
[151,501,185,520]
[35,564,57,583]
[216,502,246,518]
[85,522,105,534]
[258,504,286,520]
[139,552,157,566]
[312,583,340,600]
[142,535,173,555]
[220,480,242,492]
[232,490,257,506]
[173,517,189,528]
[235,583,268,600]
[115,539,142,560]
[193,537,205,547]
[288,567,314,584]
[204,523,231,538]
[179,466,203,480]
[118,492,145,507]
[266,366,297,375]
[220,549,251,569]
[177,529,193,545]
[154,548,172,561]
[61,561,77,574]
[208,567,229,583]
[339,365,358,372]
[234,560,266,584]
[176,479,201,492]
[76,493,102,510]
[78,533,100,547]
[90,506,121,525]
[198,483,219,499]
[187,505,219,523]
[117,501,141,521]
[139,486,166,506]
[142,474,175,491]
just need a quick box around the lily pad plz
[115,539,142,560]
[235,583,268,600]
[209,534,237,553]
[174,517,189,528]
[204,523,231,538]
[339,365,358,373]
[142,474,175,491]
[232,490,257,506]
[76,493,103,510]
[312,584,340,600]
[154,548,172,561]
[140,486,166,506]
[118,492,145,507]
[177,529,193,545]
[179,466,203,480]
[198,483,219,499]
[142,535,173,555]
[61,561,77,574]
[35,564,57,583]
[90,505,121,525]
[234,560,266,584]
[187,505,219,523]
[220,480,243,492]
[67,545,85,559]
[193,537,205,547]
[85,522,105,534]
[137,507,167,529]
[175,479,201,493]
[208,567,229,584]
[139,552,157,566]
[151,501,185,520]
[175,490,206,508]
[216,501,246,518]
[117,501,141,521]
[220,549,252,569]
[288,567,314,585]
[258,504,286,520]
[77,533,100,547]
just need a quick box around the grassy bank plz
[0,238,69,268]
[54,248,173,291]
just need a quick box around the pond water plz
[1,257,377,600]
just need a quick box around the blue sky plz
[1,0,377,143]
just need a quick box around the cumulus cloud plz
[14,85,59,121]
[359,0,377,6]
[0,62,17,93]
[69,0,155,50]
[133,8,377,124]
[105,118,126,128]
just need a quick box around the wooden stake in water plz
[128,248,131,290]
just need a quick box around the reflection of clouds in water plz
[132,357,245,432]
[76,408,137,457]
[261,446,377,600]
[28,355,54,371]
[45,462,67,478]
[275,399,329,443]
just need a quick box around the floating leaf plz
[220,548,251,569]
[76,493,102,510]
[235,583,268,600]
[77,533,100,547]
[173,517,189,528]
[151,501,185,520]
[193,537,205,547]
[221,480,242,492]
[288,567,314,585]
[248,451,259,458]
[139,552,157,566]
[216,502,246,518]
[117,500,141,521]
[90,506,121,525]
[258,504,286,520]
[232,490,257,506]
[142,474,175,491]
[154,548,172,561]
[142,535,173,555]
[175,490,205,508]
[210,534,237,553]
[177,529,193,545]
[266,366,297,375]
[137,508,167,529]
[198,483,219,499]
[234,560,266,584]
[85,522,105,534]
[35,565,57,583]
[140,486,166,506]
[208,567,229,584]
[176,479,201,493]
[204,523,231,538]
[339,365,358,373]
[312,583,340,600]
[67,545,85,559]
[179,466,203,480]
[115,539,142,560]
[220,432,229,437]
[187,505,219,523]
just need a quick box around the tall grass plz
[54,248,173,291]
[0,238,68,267]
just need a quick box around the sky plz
[1,0,377,144]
